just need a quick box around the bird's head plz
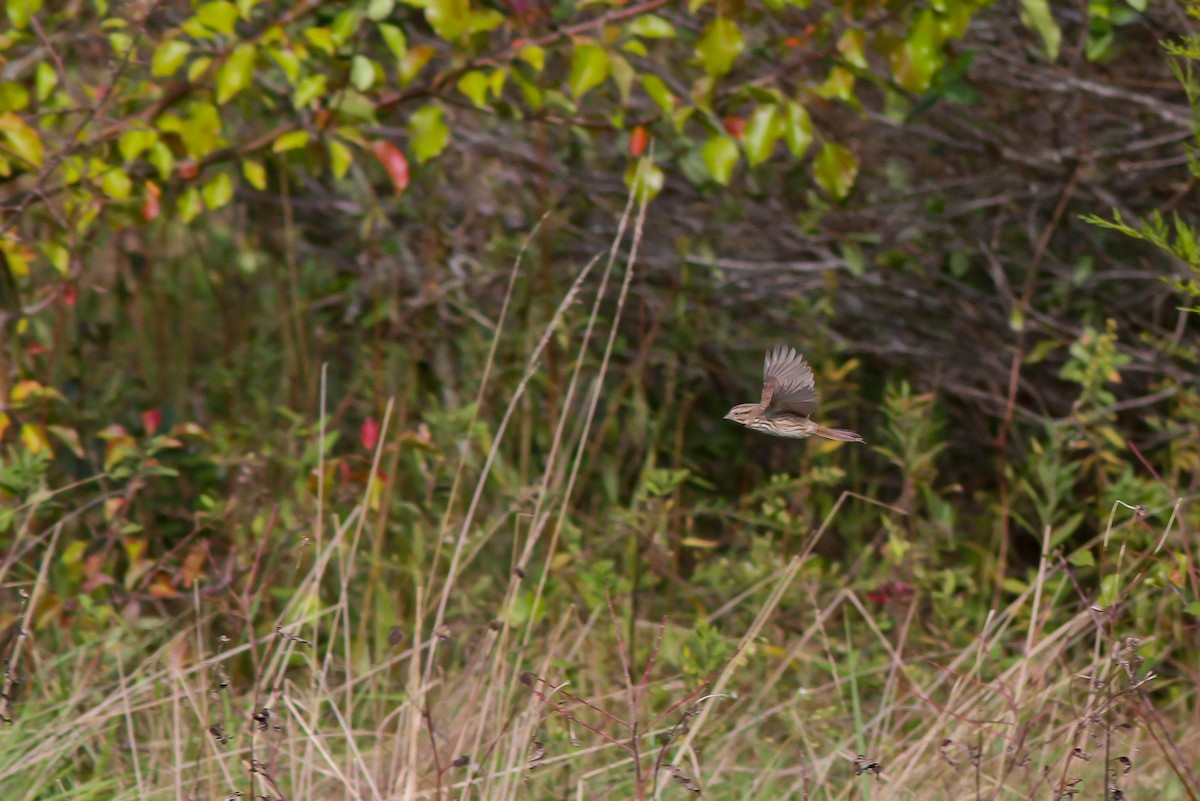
[724,403,759,426]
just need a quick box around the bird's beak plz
[723,410,734,420]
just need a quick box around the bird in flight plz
[724,345,863,443]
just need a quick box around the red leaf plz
[629,126,648,157]
[141,409,161,435]
[370,141,410,195]
[176,161,199,180]
[722,116,746,140]
[61,283,77,306]
[142,181,161,222]
[360,416,381,451]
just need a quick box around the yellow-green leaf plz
[217,44,256,104]
[624,156,664,203]
[696,18,743,77]
[202,172,233,209]
[379,23,408,61]
[813,141,858,200]
[1019,0,1061,60]
[242,159,266,189]
[367,0,395,20]
[35,62,57,102]
[890,11,942,93]
[119,128,158,163]
[294,74,327,108]
[641,74,674,116]
[568,42,610,98]
[351,55,376,92]
[701,135,738,185]
[0,82,31,113]
[101,168,132,199]
[610,53,635,103]
[629,14,675,39]
[187,56,213,83]
[273,130,310,152]
[783,101,813,157]
[178,187,204,222]
[425,0,469,41]
[304,27,336,55]
[196,0,238,35]
[152,40,192,77]
[7,0,45,30]
[0,112,44,167]
[41,241,69,276]
[458,70,489,109]
[399,45,436,85]
[328,139,354,178]
[742,104,782,166]
[331,8,362,45]
[518,44,545,72]
[408,102,449,163]
[20,423,50,455]
[271,46,301,84]
[150,141,175,179]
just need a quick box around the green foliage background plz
[1,0,1199,798]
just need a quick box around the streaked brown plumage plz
[724,345,863,443]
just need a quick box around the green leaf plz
[425,0,469,41]
[149,141,174,179]
[187,56,213,83]
[408,103,449,163]
[1186,600,1200,617]
[813,141,858,200]
[7,0,45,29]
[838,28,868,69]
[242,159,266,190]
[891,11,942,94]
[304,27,336,55]
[458,70,489,109]
[331,9,362,46]
[1019,0,1061,60]
[216,43,256,104]
[701,135,738,185]
[783,101,813,157]
[624,156,664,203]
[379,23,407,61]
[178,187,204,223]
[328,139,354,178]
[466,8,504,34]
[1067,549,1095,567]
[294,74,327,108]
[196,0,238,35]
[610,53,634,103]
[399,45,436,85]
[0,112,44,167]
[35,62,57,102]
[351,55,376,91]
[101,167,132,200]
[641,74,674,116]
[568,43,610,99]
[202,171,234,209]
[628,14,675,38]
[367,0,395,19]
[0,83,31,113]
[742,104,782,167]
[151,40,191,78]
[518,44,545,72]
[273,130,311,153]
[119,128,158,163]
[270,46,300,84]
[696,18,743,77]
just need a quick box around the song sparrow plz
[724,345,863,443]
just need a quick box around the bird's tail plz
[812,424,864,443]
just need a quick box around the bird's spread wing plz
[758,345,819,416]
